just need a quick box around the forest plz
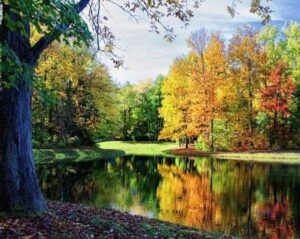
[32,23,300,152]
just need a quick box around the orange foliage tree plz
[227,27,267,149]
[190,34,226,151]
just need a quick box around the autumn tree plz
[33,42,117,146]
[35,43,92,146]
[187,30,208,147]
[190,33,226,151]
[159,57,194,147]
[87,65,120,141]
[260,63,296,147]
[227,27,267,149]
[259,23,300,147]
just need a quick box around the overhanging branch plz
[31,0,91,63]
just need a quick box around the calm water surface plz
[36,156,300,238]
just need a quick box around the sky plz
[100,0,300,84]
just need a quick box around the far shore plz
[100,141,300,164]
[34,141,300,164]
[168,147,300,164]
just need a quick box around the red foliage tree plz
[260,62,296,147]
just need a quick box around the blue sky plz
[102,1,300,84]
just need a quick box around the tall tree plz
[190,33,226,151]
[0,0,93,212]
[159,57,194,147]
[260,63,296,147]
[227,27,266,149]
[34,43,98,147]
[132,76,164,140]
[119,82,138,140]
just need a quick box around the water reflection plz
[36,156,300,238]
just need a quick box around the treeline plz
[159,23,300,151]
[33,23,300,151]
[32,42,119,147]
[119,77,164,141]
[32,40,164,147]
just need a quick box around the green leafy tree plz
[119,82,138,140]
[132,76,164,140]
[33,43,115,147]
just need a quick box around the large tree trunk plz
[0,4,46,212]
[0,77,46,212]
[209,118,214,153]
[185,135,189,149]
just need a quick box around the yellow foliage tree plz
[227,27,267,149]
[159,57,194,147]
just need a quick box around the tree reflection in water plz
[36,156,300,238]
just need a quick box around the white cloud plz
[101,0,299,84]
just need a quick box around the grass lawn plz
[98,141,177,157]
[34,147,125,163]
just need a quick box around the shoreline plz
[167,147,300,164]
[34,147,125,163]
[34,141,300,164]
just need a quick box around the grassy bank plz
[98,141,300,164]
[35,141,300,164]
[34,148,125,163]
[214,152,300,164]
[98,141,177,157]
[0,201,222,239]
[169,147,300,164]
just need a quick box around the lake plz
[36,156,300,238]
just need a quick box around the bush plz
[196,136,209,152]
[213,119,235,151]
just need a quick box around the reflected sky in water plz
[37,156,300,238]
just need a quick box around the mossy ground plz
[34,148,125,163]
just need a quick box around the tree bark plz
[0,77,46,212]
[0,4,46,212]
[0,0,91,212]
[210,118,214,152]
[185,135,188,149]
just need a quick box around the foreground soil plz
[0,202,227,239]
[167,148,208,157]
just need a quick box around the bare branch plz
[106,0,139,23]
